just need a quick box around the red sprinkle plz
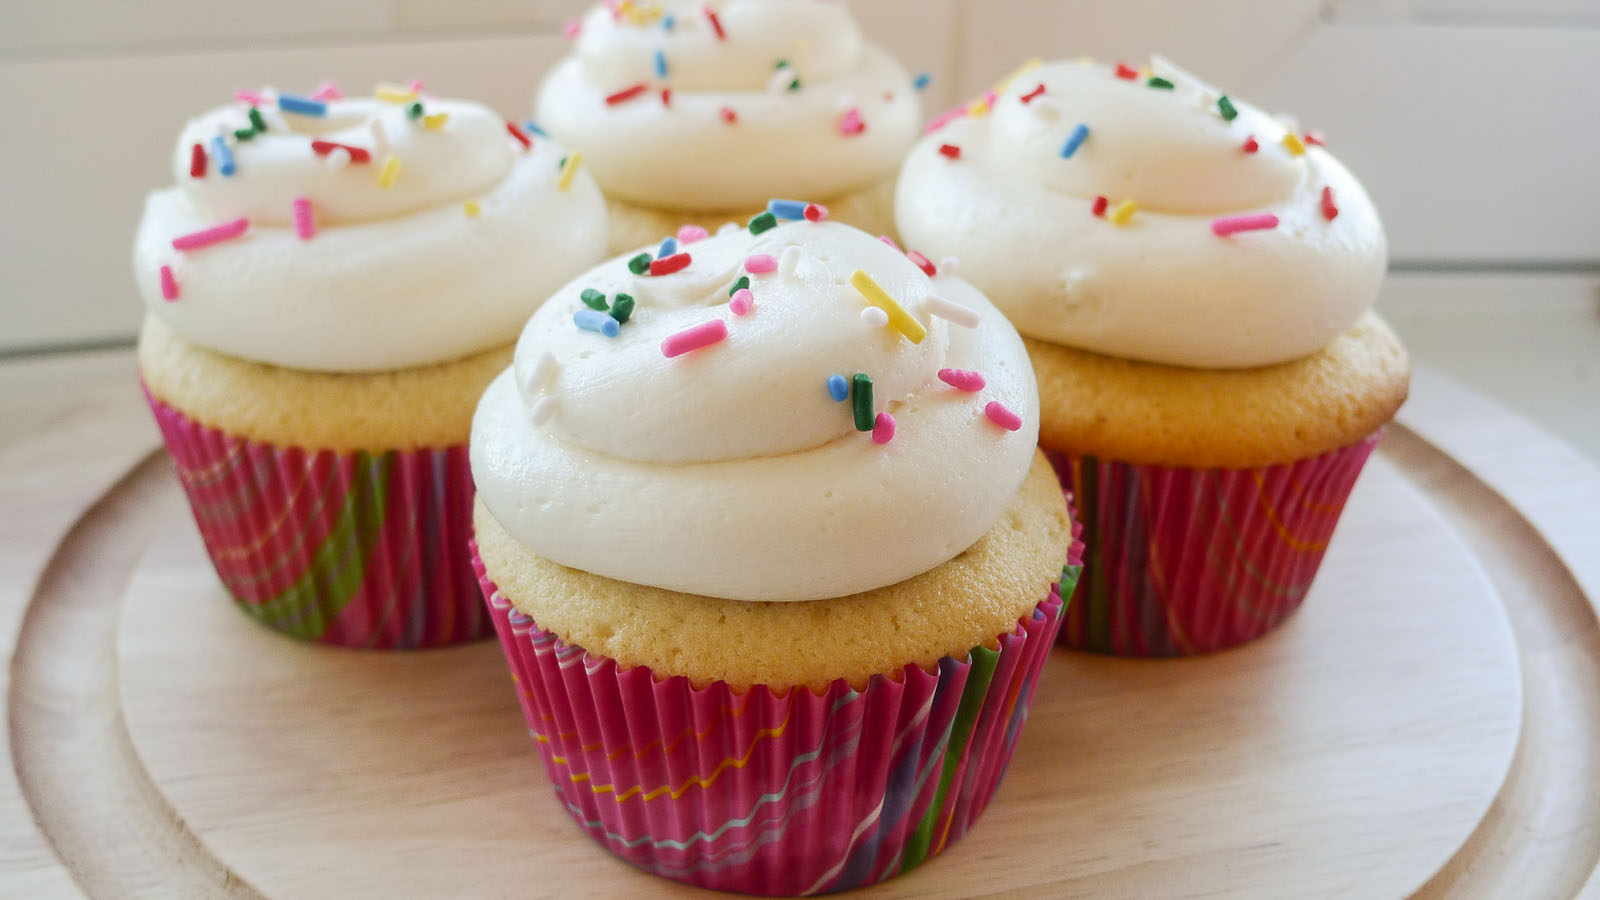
[1091,196,1108,217]
[1304,131,1326,147]
[705,5,726,40]
[505,121,532,150]
[649,253,692,276]
[1115,63,1139,80]
[985,401,1022,432]
[189,143,206,178]
[1321,185,1340,221]
[906,250,937,277]
[803,203,829,222]
[311,140,372,163]
[1019,84,1047,104]
[605,83,649,106]
[720,106,738,124]
[938,143,961,160]
[660,87,672,106]
[1242,135,1259,153]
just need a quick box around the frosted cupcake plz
[471,213,1081,893]
[133,82,608,648]
[536,0,921,254]
[896,58,1409,656]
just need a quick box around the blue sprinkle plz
[574,308,620,337]
[1059,122,1090,159]
[827,374,849,402]
[662,14,676,29]
[767,198,808,220]
[211,136,235,176]
[522,119,547,137]
[654,49,668,79]
[913,72,931,92]
[658,236,677,258]
[276,93,327,117]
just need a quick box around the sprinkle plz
[558,152,583,190]
[768,199,808,220]
[1114,63,1138,80]
[803,203,828,223]
[1108,199,1137,225]
[922,295,980,328]
[610,293,635,323]
[663,14,676,30]
[925,107,966,133]
[159,265,179,301]
[1304,131,1326,147]
[563,18,582,39]
[506,121,532,150]
[705,5,725,39]
[1091,195,1108,217]
[827,374,849,402]
[1281,132,1307,156]
[849,270,926,344]
[851,374,874,431]
[574,308,620,337]
[530,396,559,426]
[768,64,800,93]
[628,253,652,274]
[463,199,481,217]
[1217,95,1238,121]
[247,107,269,133]
[878,235,900,251]
[653,48,668,79]
[234,89,265,105]
[837,107,865,136]
[729,288,754,316]
[277,93,327,117]
[779,246,802,278]
[677,225,709,244]
[1059,122,1090,159]
[906,250,937,276]
[861,306,889,328]
[189,143,207,178]
[580,288,609,311]
[171,217,249,252]
[606,83,649,105]
[311,140,372,163]
[938,143,962,160]
[369,118,390,155]
[379,154,401,188]
[310,81,343,101]
[661,319,727,358]
[1147,77,1175,90]
[660,87,672,106]
[984,401,1022,432]
[648,252,691,276]
[914,73,931,91]
[1321,186,1340,221]
[745,253,777,274]
[423,112,449,129]
[1019,84,1047,104]
[233,128,256,142]
[938,369,985,392]
[1242,135,1259,153]
[291,196,315,240]
[523,120,548,137]
[325,147,351,169]
[376,84,418,103]
[938,257,960,277]
[1212,213,1279,237]
[524,351,559,392]
[728,275,750,296]
[749,212,777,234]
[210,137,235,176]
[720,107,738,124]
[872,412,896,445]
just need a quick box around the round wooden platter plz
[4,361,1600,899]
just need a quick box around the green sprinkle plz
[788,78,801,92]
[627,253,652,275]
[580,288,609,311]
[233,128,256,141]
[407,101,424,119]
[248,107,268,132]
[728,275,749,296]
[609,293,634,324]
[851,373,874,432]
[1217,95,1237,121]
[749,212,777,234]
[1147,77,1174,90]
[775,60,790,70]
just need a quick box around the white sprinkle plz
[779,246,802,279]
[922,294,981,328]
[522,351,559,394]
[861,306,889,328]
[938,256,960,277]
[530,395,558,426]
[326,147,352,170]
[716,222,741,236]
[766,66,795,94]
[1031,97,1062,121]
[368,117,390,155]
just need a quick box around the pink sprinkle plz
[563,18,582,39]
[983,89,998,108]
[292,196,315,240]
[878,235,900,250]
[720,107,738,124]
[938,369,985,392]
[804,203,829,223]
[661,319,728,358]
[729,288,754,316]
[678,224,710,244]
[906,250,936,276]
[234,89,264,105]
[745,253,777,274]
[171,217,249,252]
[872,412,896,444]
[407,78,426,93]
[1211,213,1280,237]
[159,265,179,301]
[310,81,343,102]
[984,401,1022,432]
[925,106,967,134]
[837,107,865,136]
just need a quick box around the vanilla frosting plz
[535,0,921,212]
[471,218,1039,602]
[134,92,608,372]
[895,58,1387,369]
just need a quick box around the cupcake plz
[536,0,921,255]
[133,82,608,649]
[470,212,1081,893]
[896,57,1409,656]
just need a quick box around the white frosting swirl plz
[134,94,608,372]
[471,219,1039,601]
[895,58,1387,369]
[536,0,920,211]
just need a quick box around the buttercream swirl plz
[471,218,1039,601]
[134,92,608,372]
[536,0,920,211]
[895,58,1387,369]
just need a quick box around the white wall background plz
[2,0,1597,353]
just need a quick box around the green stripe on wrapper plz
[900,643,1002,872]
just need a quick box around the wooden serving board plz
[4,358,1600,899]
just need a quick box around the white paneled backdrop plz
[1,0,1598,354]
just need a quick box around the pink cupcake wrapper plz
[143,384,490,649]
[475,541,1082,896]
[1045,431,1381,656]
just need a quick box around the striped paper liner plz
[475,544,1083,896]
[1045,432,1380,656]
[144,386,490,649]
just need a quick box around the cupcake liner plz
[144,385,490,649]
[1045,432,1381,656]
[476,542,1082,896]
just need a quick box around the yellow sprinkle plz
[379,154,401,188]
[1109,199,1137,226]
[967,98,990,117]
[994,57,1042,94]
[463,200,480,218]
[422,112,449,130]
[849,270,926,345]
[558,151,582,191]
[1281,132,1307,156]
[375,84,418,104]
